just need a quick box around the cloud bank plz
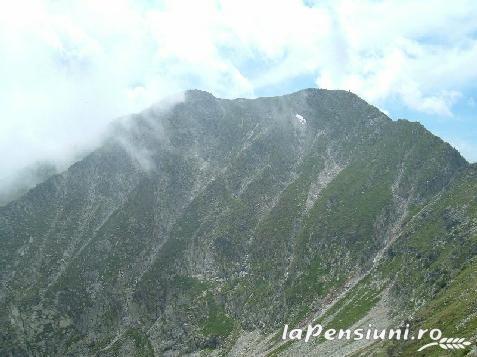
[0,0,476,195]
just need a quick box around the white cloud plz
[312,1,477,116]
[0,0,476,188]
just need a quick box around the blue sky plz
[0,0,476,191]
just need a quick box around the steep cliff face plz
[0,89,473,356]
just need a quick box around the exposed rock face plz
[0,89,475,356]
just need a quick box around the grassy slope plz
[267,164,475,356]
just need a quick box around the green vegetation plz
[0,89,473,356]
[201,293,235,338]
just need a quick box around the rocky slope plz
[0,89,475,356]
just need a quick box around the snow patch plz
[295,113,306,125]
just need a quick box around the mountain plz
[0,89,475,356]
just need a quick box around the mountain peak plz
[184,89,216,101]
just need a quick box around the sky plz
[0,0,476,192]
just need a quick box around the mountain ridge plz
[1,88,475,356]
